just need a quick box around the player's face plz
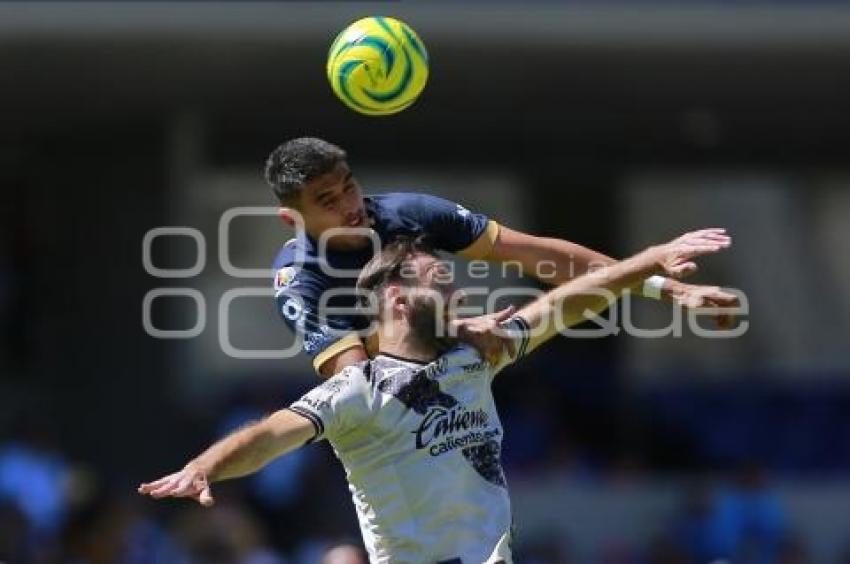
[297,161,370,250]
[398,253,463,349]
[404,253,463,320]
[419,255,460,308]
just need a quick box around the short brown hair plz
[356,236,435,307]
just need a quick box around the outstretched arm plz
[512,228,732,355]
[485,225,618,285]
[486,226,735,316]
[138,409,314,506]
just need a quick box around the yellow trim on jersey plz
[313,333,364,373]
[457,220,500,260]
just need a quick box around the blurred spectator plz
[672,482,724,563]
[64,496,181,564]
[672,464,787,564]
[171,498,286,564]
[320,542,368,564]
[718,463,788,564]
[0,414,70,537]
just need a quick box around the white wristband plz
[642,275,666,300]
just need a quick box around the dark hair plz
[264,137,347,204]
[358,236,454,350]
[356,235,434,307]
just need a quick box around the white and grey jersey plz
[288,340,526,564]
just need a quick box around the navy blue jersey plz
[271,192,499,372]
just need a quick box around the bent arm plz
[485,225,616,285]
[511,228,730,355]
[515,247,661,354]
[193,409,316,483]
[485,225,692,300]
[318,344,369,378]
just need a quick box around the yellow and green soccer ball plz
[327,17,429,116]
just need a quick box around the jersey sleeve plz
[286,368,369,442]
[491,316,533,377]
[273,266,364,373]
[400,193,500,260]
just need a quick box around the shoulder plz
[309,362,369,397]
[272,237,301,269]
[368,191,461,219]
[272,239,328,296]
[271,236,324,272]
[368,193,487,251]
[448,344,491,373]
[321,362,374,410]
[438,344,496,382]
[338,359,371,382]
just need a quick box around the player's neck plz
[377,321,440,364]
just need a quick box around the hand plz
[450,305,517,366]
[138,462,215,506]
[665,281,740,329]
[654,228,731,278]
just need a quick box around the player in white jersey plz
[139,229,732,563]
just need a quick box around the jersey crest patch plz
[274,267,299,291]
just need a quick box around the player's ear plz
[278,207,298,227]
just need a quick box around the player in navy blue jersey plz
[267,137,737,377]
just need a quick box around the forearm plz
[488,227,672,301]
[516,247,662,351]
[555,247,662,318]
[189,409,314,483]
[501,227,729,358]
[488,230,615,285]
[519,237,616,285]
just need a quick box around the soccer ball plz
[327,17,429,116]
